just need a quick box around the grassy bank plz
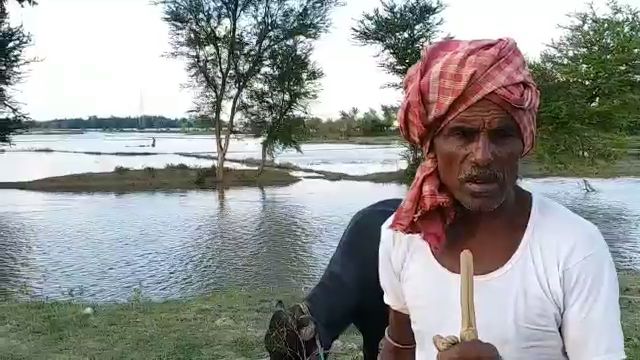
[519,156,640,178]
[0,165,299,193]
[1,273,638,359]
[303,135,402,145]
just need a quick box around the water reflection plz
[0,216,38,299]
[0,178,637,302]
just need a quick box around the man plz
[378,38,625,359]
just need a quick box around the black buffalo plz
[265,198,402,360]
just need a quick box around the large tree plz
[530,0,640,174]
[158,0,339,180]
[352,0,445,181]
[241,39,323,173]
[0,0,35,143]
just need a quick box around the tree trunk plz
[214,114,225,182]
[216,156,225,181]
[259,142,267,175]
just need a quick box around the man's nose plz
[471,133,493,166]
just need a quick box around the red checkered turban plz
[390,38,540,252]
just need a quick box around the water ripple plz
[0,178,638,302]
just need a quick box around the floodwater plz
[0,132,405,181]
[0,133,638,302]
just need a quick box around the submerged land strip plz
[0,147,639,193]
[0,167,300,193]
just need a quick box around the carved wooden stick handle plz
[433,250,478,352]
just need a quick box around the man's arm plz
[379,309,416,360]
[378,224,416,359]
[560,233,626,359]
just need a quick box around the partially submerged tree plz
[530,0,640,174]
[0,0,35,143]
[241,39,323,173]
[352,0,445,182]
[158,0,340,180]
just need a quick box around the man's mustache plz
[459,167,505,183]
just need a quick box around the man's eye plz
[452,129,475,140]
[491,129,516,141]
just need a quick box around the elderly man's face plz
[433,99,523,212]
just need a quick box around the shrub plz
[194,165,216,186]
[114,166,130,175]
[144,167,157,178]
[165,163,190,170]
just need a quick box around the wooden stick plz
[459,250,478,342]
[433,250,479,352]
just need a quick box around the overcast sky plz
[7,0,640,121]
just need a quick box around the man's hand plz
[436,340,500,360]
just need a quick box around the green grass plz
[0,290,363,360]
[519,156,640,178]
[1,274,638,359]
[0,167,300,193]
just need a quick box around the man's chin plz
[457,195,505,213]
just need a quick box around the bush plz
[144,167,157,178]
[401,143,423,184]
[165,163,190,170]
[194,165,216,186]
[114,166,130,175]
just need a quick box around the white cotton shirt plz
[379,193,626,360]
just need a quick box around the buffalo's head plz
[264,300,320,359]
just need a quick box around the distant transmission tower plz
[138,90,145,129]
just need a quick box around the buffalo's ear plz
[275,300,285,311]
[297,315,316,341]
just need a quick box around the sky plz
[7,0,640,121]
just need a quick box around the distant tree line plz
[27,116,190,130]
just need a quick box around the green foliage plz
[194,166,216,186]
[114,166,131,175]
[400,143,422,183]
[352,0,445,88]
[241,39,323,167]
[304,105,398,138]
[0,0,35,143]
[530,0,640,172]
[165,163,190,170]
[143,167,157,178]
